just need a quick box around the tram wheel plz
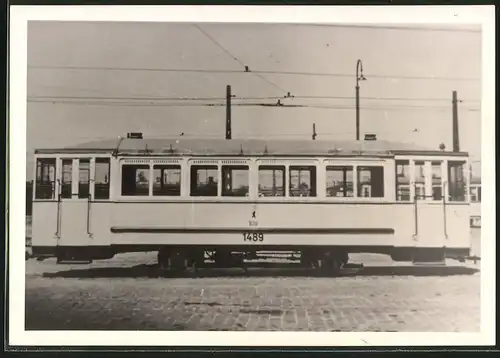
[157,249,170,270]
[324,257,343,276]
[316,251,345,277]
[158,248,188,272]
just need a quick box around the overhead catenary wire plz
[28,65,481,82]
[27,98,480,112]
[27,94,481,103]
[285,23,481,34]
[193,24,288,94]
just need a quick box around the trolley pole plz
[226,85,232,140]
[452,90,460,152]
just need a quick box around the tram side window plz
[95,158,111,199]
[395,161,410,201]
[153,165,181,196]
[61,159,73,199]
[222,166,249,197]
[35,158,56,199]
[431,161,443,200]
[289,166,316,197]
[414,161,426,200]
[326,166,353,198]
[121,164,150,196]
[258,166,285,197]
[78,159,90,199]
[191,165,218,197]
[358,166,384,198]
[448,161,466,202]
[470,185,481,202]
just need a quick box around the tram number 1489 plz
[243,232,264,242]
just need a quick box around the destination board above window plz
[221,159,250,165]
[152,159,182,165]
[189,159,219,165]
[121,159,151,165]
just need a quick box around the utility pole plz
[312,123,317,140]
[272,170,276,196]
[452,90,460,152]
[226,85,231,140]
[355,59,366,141]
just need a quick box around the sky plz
[26,21,482,179]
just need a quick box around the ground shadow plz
[40,262,480,279]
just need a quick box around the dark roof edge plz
[33,148,469,157]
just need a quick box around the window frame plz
[257,165,287,198]
[94,157,111,200]
[60,158,74,199]
[221,165,250,197]
[78,158,91,199]
[325,165,354,198]
[190,164,220,197]
[469,184,481,203]
[120,163,151,197]
[356,165,385,199]
[288,165,317,198]
[447,160,467,202]
[34,157,57,200]
[395,160,411,201]
[153,164,182,197]
[430,161,444,201]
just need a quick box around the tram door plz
[412,160,448,262]
[57,158,94,247]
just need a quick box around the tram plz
[30,133,472,272]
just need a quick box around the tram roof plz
[35,137,469,157]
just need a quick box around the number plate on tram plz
[242,232,264,242]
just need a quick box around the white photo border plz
[8,5,496,347]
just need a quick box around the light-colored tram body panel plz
[110,202,400,247]
[107,201,469,249]
[32,202,59,247]
[32,200,470,251]
[414,203,470,248]
[84,203,113,247]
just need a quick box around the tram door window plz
[431,161,443,200]
[448,161,466,202]
[153,165,181,196]
[258,166,285,197]
[78,159,90,199]
[357,166,384,198]
[95,158,111,199]
[61,159,73,199]
[395,160,410,201]
[326,166,353,197]
[222,166,249,197]
[35,158,56,199]
[414,161,426,200]
[289,166,316,197]
[121,165,150,196]
[190,165,218,197]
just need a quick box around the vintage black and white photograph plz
[8,5,495,347]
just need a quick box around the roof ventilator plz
[127,132,143,139]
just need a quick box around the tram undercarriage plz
[33,244,470,274]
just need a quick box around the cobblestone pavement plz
[25,253,480,332]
